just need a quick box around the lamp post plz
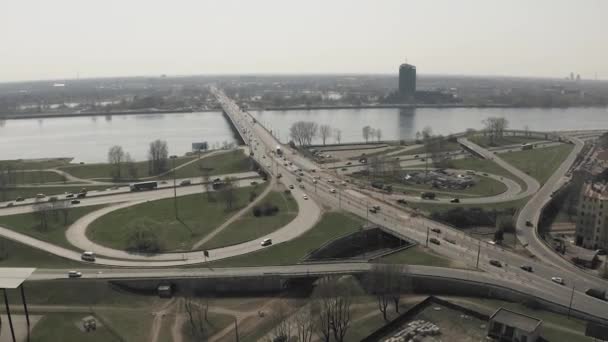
[170,155,178,219]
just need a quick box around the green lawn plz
[395,141,462,156]
[0,185,107,202]
[410,197,530,215]
[58,155,198,180]
[0,204,106,250]
[469,134,544,148]
[201,190,298,250]
[88,183,267,251]
[0,158,72,170]
[380,245,453,267]
[500,144,574,184]
[96,308,155,342]
[166,149,252,180]
[31,313,121,342]
[4,170,67,185]
[209,211,364,267]
[0,237,85,268]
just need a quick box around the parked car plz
[525,221,533,227]
[303,194,308,200]
[396,199,408,205]
[289,185,294,189]
[372,205,380,211]
[68,271,82,278]
[346,162,352,165]
[520,265,533,272]
[430,238,440,245]
[489,260,502,268]
[551,277,565,285]
[431,228,441,234]
[330,188,336,193]
[444,238,456,244]
[299,184,305,189]
[260,238,273,247]
[369,208,377,214]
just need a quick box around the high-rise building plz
[576,182,608,250]
[399,63,416,98]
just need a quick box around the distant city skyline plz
[1,0,607,82]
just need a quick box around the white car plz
[330,188,336,193]
[327,179,335,183]
[312,179,317,184]
[551,277,564,285]
[68,271,82,278]
[303,194,309,200]
[260,238,272,247]
[341,181,347,186]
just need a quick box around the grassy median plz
[500,143,574,184]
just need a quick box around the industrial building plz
[575,182,608,250]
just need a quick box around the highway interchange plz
[0,88,607,322]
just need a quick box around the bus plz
[130,181,158,191]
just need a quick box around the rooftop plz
[583,182,608,201]
[490,308,542,333]
[0,268,36,289]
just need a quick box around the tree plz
[184,296,209,340]
[375,129,382,142]
[362,126,372,143]
[494,229,505,244]
[312,276,358,342]
[319,125,332,146]
[270,300,292,342]
[147,139,169,175]
[107,145,125,180]
[32,202,51,231]
[334,129,342,144]
[294,305,315,342]
[198,161,213,201]
[124,153,138,180]
[365,264,410,321]
[125,218,163,253]
[482,117,509,145]
[290,121,318,146]
[218,177,237,210]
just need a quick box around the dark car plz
[396,199,408,205]
[15,197,25,202]
[430,238,440,245]
[520,265,533,272]
[525,221,533,227]
[66,193,75,198]
[369,208,377,214]
[71,200,81,204]
[490,260,502,267]
[346,162,352,165]
[450,198,460,203]
[431,228,441,234]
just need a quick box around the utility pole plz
[426,226,429,247]
[567,283,576,319]
[170,155,178,219]
[234,317,240,342]
[476,240,481,269]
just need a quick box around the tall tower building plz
[399,63,416,98]
[576,182,608,250]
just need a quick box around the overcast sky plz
[1,0,607,82]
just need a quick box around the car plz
[314,176,321,180]
[299,172,304,176]
[283,162,289,166]
[15,197,24,202]
[346,162,352,165]
[35,193,46,199]
[396,199,407,205]
[289,185,294,189]
[327,179,335,183]
[489,260,502,267]
[310,169,316,173]
[260,238,273,247]
[369,208,377,214]
[160,181,168,184]
[372,205,380,211]
[431,228,441,234]
[296,177,302,182]
[71,200,81,204]
[303,194,308,200]
[482,173,489,176]
[330,188,336,193]
[299,184,305,189]
[450,198,460,203]
[341,168,347,171]
[68,271,82,278]
[66,193,75,198]
[597,249,607,256]
[420,158,426,162]
[312,179,317,184]
[250,181,258,185]
[525,221,533,227]
[444,238,456,244]
[5,202,14,208]
[429,238,440,245]
[341,181,347,186]
[180,180,191,186]
[520,265,533,272]
[414,155,419,158]
[551,277,565,285]
[81,251,96,261]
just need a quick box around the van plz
[261,238,272,247]
[81,251,96,262]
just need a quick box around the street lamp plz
[170,155,178,219]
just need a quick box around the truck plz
[585,288,606,301]
[129,181,158,191]
[276,145,283,156]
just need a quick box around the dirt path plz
[149,298,177,342]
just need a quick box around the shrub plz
[252,206,262,217]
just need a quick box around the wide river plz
[0,107,606,163]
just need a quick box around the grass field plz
[0,204,106,250]
[0,158,72,170]
[209,211,364,267]
[500,144,574,184]
[0,237,85,268]
[380,245,453,267]
[88,183,267,251]
[166,149,252,180]
[201,190,298,250]
[469,134,544,148]
[31,313,121,342]
[395,141,462,156]
[0,185,107,202]
[96,309,155,342]
[410,197,530,215]
[58,154,198,180]
[4,170,67,185]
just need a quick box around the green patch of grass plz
[0,185,107,202]
[209,211,364,267]
[396,141,462,156]
[450,157,526,190]
[501,144,574,185]
[167,150,252,179]
[58,155,198,180]
[88,184,267,251]
[201,191,298,249]
[97,308,154,342]
[0,237,84,268]
[0,158,72,170]
[4,171,67,185]
[380,245,453,267]
[469,134,544,148]
[411,197,529,215]
[0,204,106,250]
[31,313,121,342]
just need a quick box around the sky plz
[1,0,607,82]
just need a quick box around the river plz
[0,107,606,163]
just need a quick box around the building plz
[487,308,542,342]
[399,63,416,98]
[575,182,608,250]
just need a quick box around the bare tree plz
[107,145,125,180]
[270,300,292,342]
[375,129,382,142]
[312,276,357,342]
[366,264,411,320]
[482,117,509,145]
[422,126,433,140]
[184,296,209,340]
[362,126,372,143]
[32,202,51,231]
[218,177,237,210]
[294,305,315,342]
[148,139,169,175]
[319,125,332,146]
[124,153,138,180]
[198,161,213,201]
[290,121,318,146]
[334,129,342,144]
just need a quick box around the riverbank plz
[0,108,218,121]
